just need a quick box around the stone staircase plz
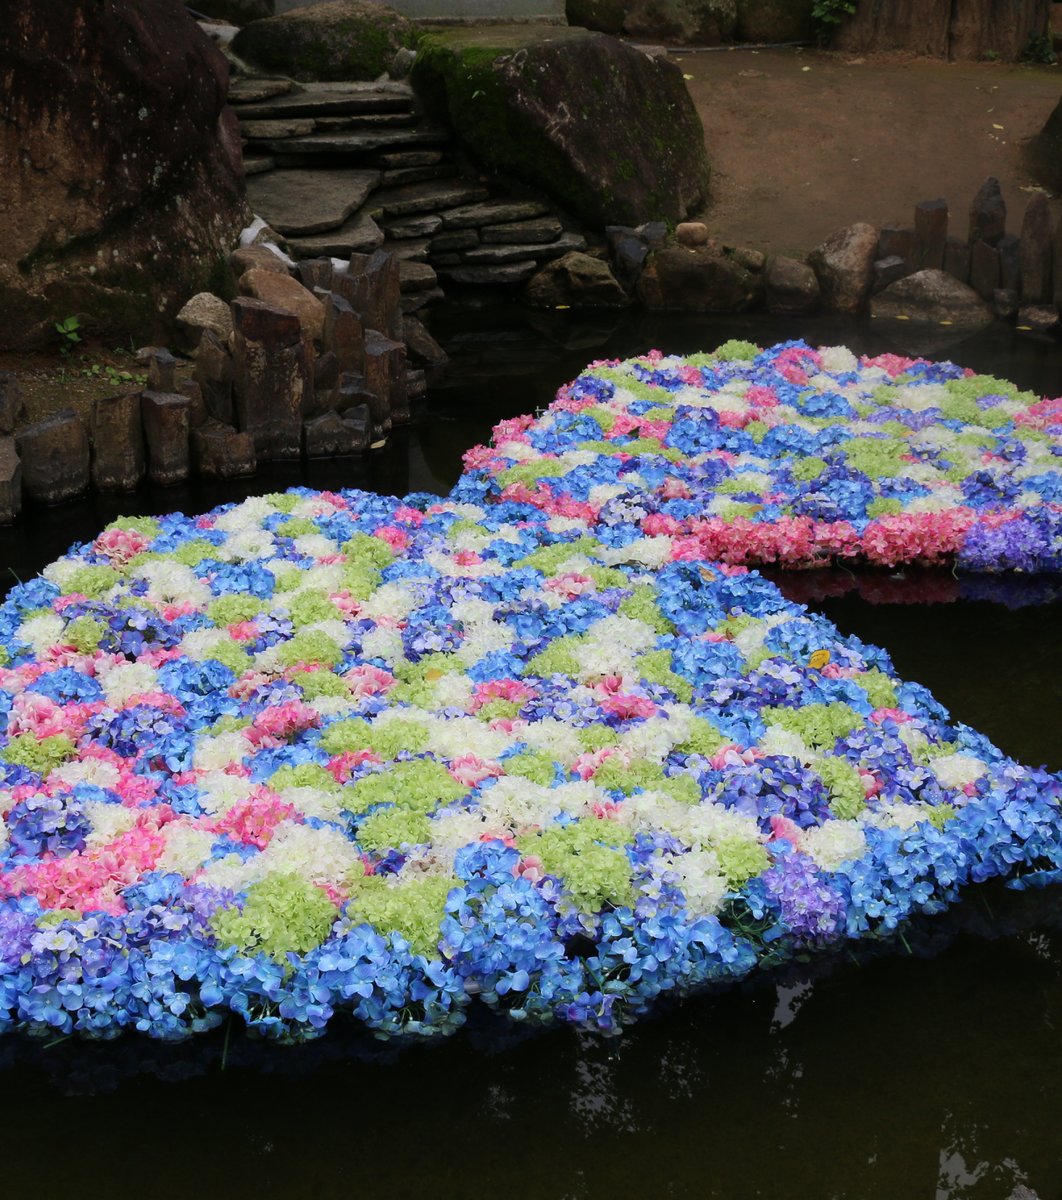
[228,76,587,313]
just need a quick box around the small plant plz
[812,0,857,33]
[81,363,146,387]
[1021,31,1057,65]
[54,315,82,355]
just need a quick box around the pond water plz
[0,309,1059,1199]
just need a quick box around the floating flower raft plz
[459,340,1062,571]
[0,342,1060,1045]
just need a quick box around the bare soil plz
[682,47,1062,256]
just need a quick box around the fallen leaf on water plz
[992,123,1005,130]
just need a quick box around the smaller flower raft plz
[457,340,1062,572]
[0,488,1059,1043]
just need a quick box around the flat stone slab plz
[369,180,490,219]
[243,155,276,177]
[437,261,538,285]
[381,164,457,188]
[235,84,414,121]
[240,118,315,139]
[384,213,443,239]
[460,231,586,264]
[482,216,563,245]
[228,78,295,105]
[287,211,384,259]
[390,238,432,262]
[265,127,450,156]
[312,113,415,131]
[246,169,381,236]
[399,260,438,291]
[439,200,552,230]
[374,150,443,168]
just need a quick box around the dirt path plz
[681,47,1061,256]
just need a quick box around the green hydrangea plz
[859,668,898,710]
[715,835,769,886]
[211,715,251,735]
[526,636,583,678]
[576,725,620,751]
[591,367,664,401]
[841,436,907,479]
[497,459,567,489]
[65,616,105,653]
[637,649,693,702]
[762,702,862,750]
[815,756,866,820]
[211,873,337,963]
[271,763,341,793]
[355,807,433,852]
[583,405,616,432]
[525,820,634,912]
[208,594,264,626]
[321,717,430,760]
[342,531,395,570]
[923,802,957,830]
[347,873,453,956]
[867,497,903,518]
[276,516,319,539]
[584,566,628,590]
[713,339,760,362]
[204,639,252,676]
[789,456,827,482]
[264,492,298,514]
[517,537,600,574]
[1,733,76,775]
[107,515,161,538]
[659,774,701,805]
[275,630,343,669]
[676,717,727,757]
[593,757,664,794]
[63,565,119,597]
[476,698,523,722]
[286,590,342,628]
[292,669,350,700]
[343,758,463,816]
[618,585,675,634]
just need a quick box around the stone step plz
[438,200,553,230]
[266,126,450,160]
[401,287,445,314]
[381,163,458,188]
[286,212,385,260]
[482,216,564,245]
[458,232,586,265]
[399,260,438,293]
[240,119,315,140]
[389,238,432,263]
[235,84,415,121]
[246,168,381,236]
[311,113,417,131]
[436,262,539,286]
[383,213,444,240]
[372,150,444,169]
[368,180,490,220]
[228,77,295,105]
[244,155,276,177]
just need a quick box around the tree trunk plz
[833,0,1050,60]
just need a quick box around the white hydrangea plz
[193,730,251,772]
[214,496,274,532]
[599,536,672,568]
[134,561,210,608]
[19,613,66,656]
[668,848,727,917]
[43,558,100,592]
[216,529,276,562]
[358,626,404,664]
[818,346,859,375]
[519,718,583,765]
[271,785,346,823]
[180,628,232,661]
[82,801,140,846]
[759,725,814,764]
[930,753,987,788]
[96,661,159,706]
[896,382,950,411]
[201,821,359,892]
[358,583,417,621]
[426,715,513,761]
[156,822,216,876]
[50,757,121,790]
[802,820,867,871]
[196,772,256,816]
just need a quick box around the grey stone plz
[295,259,336,293]
[312,112,415,131]
[401,287,446,313]
[640,245,760,311]
[1017,304,1060,334]
[624,0,737,41]
[240,118,315,140]
[179,379,208,428]
[370,181,489,220]
[943,235,970,283]
[335,373,377,417]
[727,246,765,273]
[287,211,384,260]
[969,176,1006,244]
[228,78,295,105]
[390,46,417,81]
[878,226,916,273]
[872,256,907,294]
[461,232,587,265]
[374,150,443,168]
[313,349,340,414]
[482,218,563,245]
[808,223,879,315]
[1020,193,1053,303]
[0,437,21,524]
[998,233,1022,293]
[637,221,669,249]
[192,421,257,479]
[16,411,89,504]
[195,330,236,427]
[385,214,444,239]
[402,315,448,368]
[381,164,456,188]
[609,232,650,293]
[764,255,819,315]
[176,292,233,349]
[405,367,427,401]
[0,372,22,434]
[303,411,370,457]
[231,297,311,461]
[970,239,1000,300]
[91,392,144,491]
[432,253,461,268]
[676,221,710,247]
[391,239,432,263]
[439,201,552,230]
[341,402,372,443]
[870,269,993,327]
[399,259,438,293]
[267,127,449,157]
[141,391,191,486]
[145,348,177,393]
[528,252,630,308]
[246,168,381,237]
[914,198,948,269]
[430,229,479,253]
[233,85,415,122]
[992,288,1019,320]
[438,262,539,286]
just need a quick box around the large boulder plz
[1026,94,1062,196]
[735,0,814,40]
[808,223,879,316]
[0,1,246,350]
[833,0,1050,61]
[412,27,710,228]
[870,269,994,327]
[637,246,761,310]
[232,1,419,82]
[622,0,737,43]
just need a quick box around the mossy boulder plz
[735,0,814,41]
[232,0,419,82]
[622,0,736,43]
[411,27,710,228]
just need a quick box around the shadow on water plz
[1,305,1060,1198]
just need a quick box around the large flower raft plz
[0,341,1059,1045]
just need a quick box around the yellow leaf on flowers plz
[808,649,831,670]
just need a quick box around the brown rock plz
[192,421,257,479]
[341,250,402,340]
[1020,194,1053,303]
[402,316,448,368]
[808,222,879,315]
[91,393,145,491]
[764,255,819,314]
[238,269,326,342]
[363,329,406,437]
[0,1,246,349]
[872,256,907,294]
[312,349,340,416]
[969,239,1000,300]
[998,233,1021,293]
[727,246,766,273]
[969,176,1006,245]
[322,293,364,375]
[0,373,22,435]
[176,293,234,350]
[943,235,970,284]
[638,246,761,311]
[231,297,312,460]
[526,252,631,308]
[914,198,948,270]
[229,246,293,279]
[993,288,1019,320]
[296,260,336,293]
[870,269,993,327]
[16,412,90,504]
[1017,304,1060,334]
[303,411,371,457]
[676,222,710,247]
[194,330,236,426]
[878,226,916,274]
[834,0,1048,61]
[145,348,177,393]
[0,438,22,525]
[141,391,191,486]
[180,379,208,429]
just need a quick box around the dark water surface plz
[0,309,1060,1200]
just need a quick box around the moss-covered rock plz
[623,0,737,43]
[232,0,419,82]
[411,26,710,228]
[735,0,814,41]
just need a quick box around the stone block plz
[335,372,378,418]
[969,176,1006,244]
[229,245,292,279]
[322,292,364,374]
[363,329,406,436]
[764,256,819,315]
[194,329,236,427]
[808,223,879,315]
[91,392,144,491]
[296,258,336,293]
[970,239,1000,300]
[402,315,448,368]
[176,292,233,350]
[142,391,191,486]
[312,349,340,416]
[238,268,326,342]
[303,411,371,458]
[943,235,970,283]
[145,348,177,393]
[676,222,709,247]
[482,218,563,246]
[342,249,402,340]
[1020,194,1053,303]
[992,288,1019,321]
[16,411,90,504]
[914,198,948,270]
[231,297,311,461]
[430,230,479,254]
[998,234,1022,293]
[872,256,907,294]
[180,379,208,428]
[0,437,21,524]
[1017,304,1060,334]
[192,421,257,480]
[878,226,916,274]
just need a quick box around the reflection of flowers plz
[0,343,1059,1046]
